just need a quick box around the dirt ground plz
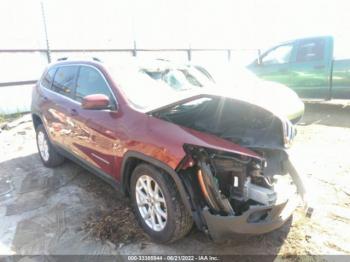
[0,102,350,258]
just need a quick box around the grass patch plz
[0,112,24,124]
[0,114,5,123]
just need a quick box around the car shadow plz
[0,153,292,257]
[163,217,292,258]
[299,102,350,128]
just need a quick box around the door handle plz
[314,65,325,69]
[70,108,78,116]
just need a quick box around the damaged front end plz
[179,145,308,239]
[151,95,310,239]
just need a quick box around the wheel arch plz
[31,113,52,143]
[32,113,43,130]
[120,151,192,214]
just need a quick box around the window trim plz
[40,63,118,111]
[261,43,294,65]
[40,67,57,90]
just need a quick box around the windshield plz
[108,65,177,110]
[142,66,213,91]
[107,61,213,110]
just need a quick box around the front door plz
[289,38,332,98]
[249,43,294,87]
[68,65,120,176]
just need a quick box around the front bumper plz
[202,158,310,240]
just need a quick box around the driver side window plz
[261,44,293,65]
[75,66,115,106]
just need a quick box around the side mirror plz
[81,94,110,110]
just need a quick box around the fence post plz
[257,48,261,64]
[40,1,51,63]
[133,40,137,57]
[227,49,231,62]
[187,48,192,62]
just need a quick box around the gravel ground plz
[0,102,349,258]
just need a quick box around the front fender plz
[120,151,193,215]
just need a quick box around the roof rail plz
[56,56,103,62]
[91,57,102,62]
[155,58,171,62]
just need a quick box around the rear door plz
[40,65,79,147]
[68,65,119,176]
[249,43,295,86]
[289,38,332,98]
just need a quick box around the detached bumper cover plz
[203,158,310,240]
[203,194,299,239]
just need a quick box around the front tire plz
[36,124,64,167]
[130,164,193,243]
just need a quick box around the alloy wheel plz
[135,175,168,231]
[37,131,49,161]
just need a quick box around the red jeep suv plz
[31,58,309,243]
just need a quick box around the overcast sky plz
[1,0,350,113]
[1,0,350,52]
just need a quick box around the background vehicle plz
[248,36,350,99]
[140,60,304,123]
[31,58,308,243]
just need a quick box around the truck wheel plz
[36,124,64,167]
[130,164,193,243]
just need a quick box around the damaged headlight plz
[282,119,296,148]
[181,144,301,218]
[182,145,273,216]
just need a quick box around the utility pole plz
[40,1,51,63]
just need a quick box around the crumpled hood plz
[209,81,305,121]
[147,84,301,123]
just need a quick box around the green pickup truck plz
[247,36,350,99]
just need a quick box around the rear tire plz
[36,124,65,167]
[130,164,193,243]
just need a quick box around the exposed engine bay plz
[152,96,304,225]
[179,146,298,222]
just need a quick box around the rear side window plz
[52,66,79,97]
[296,39,325,62]
[75,66,114,104]
[41,68,56,89]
